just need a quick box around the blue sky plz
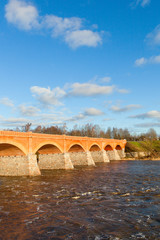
[0,0,160,134]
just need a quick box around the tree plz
[22,123,32,132]
[146,128,157,140]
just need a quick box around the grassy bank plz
[125,140,160,159]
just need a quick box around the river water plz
[0,160,160,240]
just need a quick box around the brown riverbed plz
[0,160,160,240]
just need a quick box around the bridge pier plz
[106,150,121,160]
[117,149,125,158]
[69,151,95,167]
[0,154,40,176]
[28,154,41,176]
[90,150,110,163]
[38,153,74,170]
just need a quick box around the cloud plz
[135,57,147,66]
[0,116,65,127]
[68,113,86,122]
[140,0,150,7]
[84,108,104,116]
[111,104,142,113]
[146,24,160,46]
[132,0,150,8]
[135,122,160,128]
[19,104,40,116]
[5,0,39,30]
[67,107,104,122]
[31,86,66,107]
[0,97,14,107]
[116,88,130,94]
[100,76,111,83]
[103,118,112,121]
[130,110,160,120]
[43,15,82,36]
[5,0,103,48]
[0,117,31,127]
[69,82,115,96]
[135,55,160,66]
[65,30,102,49]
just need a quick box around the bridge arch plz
[89,144,101,151]
[68,143,85,153]
[33,141,63,154]
[104,144,113,151]
[0,140,27,155]
[0,143,26,156]
[115,144,122,150]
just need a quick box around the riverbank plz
[124,140,160,160]
[122,157,160,161]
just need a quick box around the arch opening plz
[90,145,101,152]
[116,145,122,150]
[104,145,113,151]
[36,144,62,155]
[36,144,65,170]
[68,144,85,153]
[0,143,25,156]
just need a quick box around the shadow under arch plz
[115,145,122,150]
[104,144,113,151]
[89,144,101,151]
[0,143,26,156]
[68,144,85,153]
[34,142,63,155]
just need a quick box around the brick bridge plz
[0,131,126,176]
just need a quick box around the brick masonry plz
[0,131,126,176]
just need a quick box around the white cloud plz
[67,107,104,122]
[111,104,142,113]
[135,57,147,66]
[65,30,102,49]
[0,117,30,127]
[130,110,160,120]
[150,55,160,64]
[43,15,82,36]
[132,0,150,8]
[116,88,130,94]
[84,108,104,116]
[5,0,103,49]
[0,97,14,107]
[135,55,160,66]
[146,24,160,46]
[140,0,150,7]
[68,113,86,122]
[103,118,112,121]
[100,76,111,83]
[19,104,40,116]
[135,122,160,128]
[5,0,39,30]
[31,86,66,107]
[69,82,115,96]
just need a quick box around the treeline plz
[11,123,159,141]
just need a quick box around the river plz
[0,160,160,240]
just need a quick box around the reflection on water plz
[0,160,160,240]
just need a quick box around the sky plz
[0,0,160,134]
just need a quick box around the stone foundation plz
[117,149,125,158]
[106,150,121,160]
[91,150,110,163]
[69,151,95,166]
[126,151,151,158]
[0,149,124,176]
[38,153,74,170]
[0,154,40,176]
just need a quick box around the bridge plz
[0,131,126,176]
